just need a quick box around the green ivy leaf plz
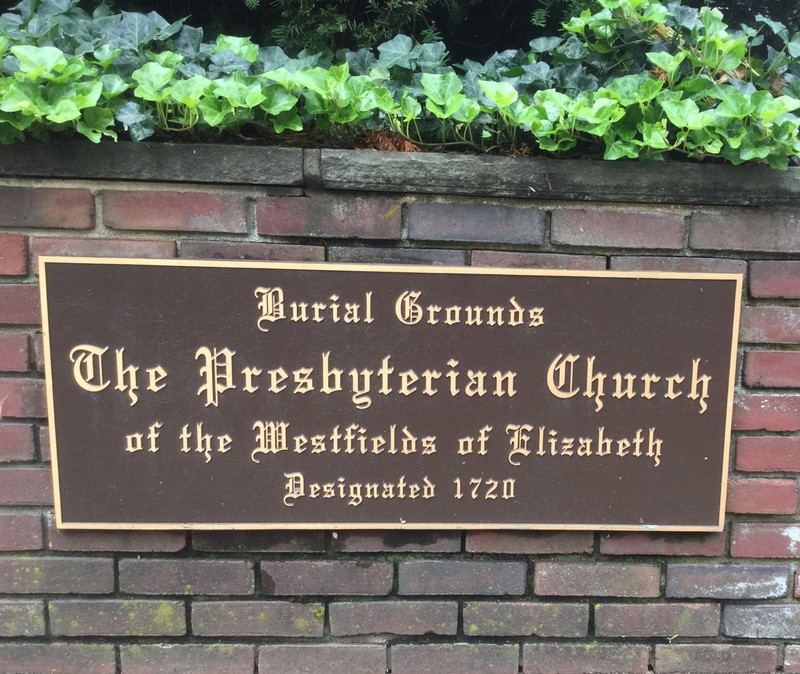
[215,35,259,64]
[77,105,117,142]
[132,61,174,102]
[421,72,462,106]
[45,98,80,123]
[260,84,298,115]
[479,80,518,108]
[377,34,415,70]
[11,45,67,79]
[166,75,210,108]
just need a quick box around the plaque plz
[40,258,741,530]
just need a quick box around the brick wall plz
[0,144,798,674]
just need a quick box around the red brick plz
[261,561,392,596]
[750,260,800,298]
[0,644,114,674]
[0,556,113,593]
[258,644,385,674]
[0,467,53,505]
[725,604,800,638]
[523,643,649,674]
[38,426,50,463]
[534,562,659,597]
[0,334,28,373]
[102,190,247,233]
[193,600,323,637]
[736,436,800,472]
[691,209,800,252]
[656,644,777,674]
[463,601,588,637]
[181,239,324,262]
[0,187,94,230]
[329,246,466,265]
[119,559,253,595]
[332,530,461,553]
[0,235,28,276]
[49,599,185,636]
[731,522,800,558]
[392,644,518,674]
[726,477,797,514]
[0,600,45,637]
[741,306,800,344]
[0,284,40,325]
[0,378,45,418]
[0,514,42,551]
[257,194,401,239]
[595,602,719,637]
[121,645,254,674]
[407,201,545,244]
[472,250,606,269]
[32,237,175,270]
[0,423,35,462]
[551,208,685,249]
[610,255,746,274]
[192,531,324,553]
[466,531,593,555]
[745,350,800,387]
[733,394,800,431]
[399,560,526,595]
[600,531,726,556]
[666,563,789,598]
[47,517,186,552]
[330,600,457,636]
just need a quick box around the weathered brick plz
[690,209,800,252]
[466,531,593,555]
[258,644,385,674]
[740,306,800,344]
[257,194,401,239]
[392,643,518,674]
[332,530,461,553]
[328,246,466,265]
[49,600,186,636]
[192,531,324,553]
[38,426,50,463]
[656,644,777,674]
[750,260,800,298]
[32,334,43,374]
[407,201,545,244]
[551,208,684,250]
[535,562,659,597]
[103,190,247,233]
[786,645,800,673]
[595,602,719,637]
[0,423,35,462]
[0,334,28,373]
[47,517,186,552]
[610,255,746,274]
[472,250,606,269]
[0,514,42,551]
[0,235,28,275]
[32,237,175,270]
[599,531,726,556]
[261,561,392,596]
[666,563,789,598]
[330,600,457,636]
[0,284,40,325]
[726,477,798,514]
[744,350,800,388]
[399,560,526,595]
[725,604,800,638]
[733,394,800,431]
[463,601,588,637]
[192,601,323,637]
[0,187,94,229]
[121,645,254,674]
[731,523,800,558]
[180,239,324,262]
[523,643,649,674]
[0,556,113,594]
[0,378,45,418]
[0,644,114,674]
[0,467,53,505]
[0,600,45,637]
[119,559,253,595]
[736,436,800,472]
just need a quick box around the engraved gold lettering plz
[70,344,109,393]
[196,347,236,407]
[255,287,284,332]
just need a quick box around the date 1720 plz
[453,477,516,500]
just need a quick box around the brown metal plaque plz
[40,258,742,531]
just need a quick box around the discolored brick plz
[49,600,186,636]
[744,350,800,388]
[736,436,800,472]
[740,306,800,344]
[535,562,659,597]
[328,246,465,266]
[261,561,392,596]
[467,531,593,555]
[724,604,800,638]
[192,531,324,553]
[0,379,45,419]
[750,260,800,298]
[523,642,649,674]
[399,560,526,595]
[332,530,460,553]
[0,514,42,551]
[258,644,385,674]
[0,600,45,637]
[656,644,777,674]
[120,644,254,674]
[733,394,800,431]
[0,643,114,674]
[726,478,797,514]
[0,423,35,462]
[119,559,254,595]
[610,255,745,274]
[690,209,800,252]
[0,557,113,594]
[0,235,28,275]
[0,187,94,230]
[330,600,456,636]
[192,601,323,637]
[552,208,684,250]
[463,601,588,637]
[600,531,726,556]
[47,517,186,553]
[0,468,52,505]
[0,285,40,325]
[180,239,324,262]
[32,237,175,270]
[595,602,719,637]
[732,523,800,558]
[392,643,518,674]
[666,563,789,599]
[472,250,606,269]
